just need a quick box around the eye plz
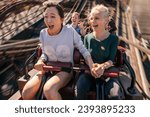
[95,17,99,20]
[90,17,93,20]
[44,15,48,18]
[51,15,55,18]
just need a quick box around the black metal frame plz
[123,53,136,94]
[23,47,39,80]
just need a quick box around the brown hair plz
[72,12,80,18]
[43,2,64,18]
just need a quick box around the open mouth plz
[92,25,98,28]
[72,20,77,22]
[48,25,54,29]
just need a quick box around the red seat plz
[115,46,126,66]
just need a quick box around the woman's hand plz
[78,21,84,29]
[95,63,105,78]
[34,60,46,74]
[91,63,105,78]
[90,63,99,78]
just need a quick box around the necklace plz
[93,32,110,41]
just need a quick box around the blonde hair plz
[90,4,109,18]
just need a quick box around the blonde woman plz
[76,4,124,100]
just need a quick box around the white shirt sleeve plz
[39,30,48,61]
[72,27,90,59]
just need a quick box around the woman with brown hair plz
[22,2,94,100]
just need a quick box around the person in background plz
[70,12,81,34]
[76,4,124,100]
[70,12,90,41]
[108,18,117,34]
[22,2,94,100]
[78,19,87,37]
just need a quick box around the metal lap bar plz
[43,61,72,72]
[43,65,62,72]
[42,62,119,77]
[103,72,119,77]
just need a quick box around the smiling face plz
[89,5,109,32]
[89,12,107,32]
[44,7,63,35]
[71,13,80,25]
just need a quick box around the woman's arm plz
[72,29,98,76]
[35,30,47,73]
[85,55,94,70]
[102,60,113,69]
[73,28,91,60]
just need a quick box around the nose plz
[47,18,52,23]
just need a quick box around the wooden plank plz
[18,69,38,92]
[0,38,39,51]
[9,90,21,100]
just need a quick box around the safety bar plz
[43,62,119,78]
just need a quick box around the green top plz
[84,33,118,63]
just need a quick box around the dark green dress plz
[84,33,118,63]
[76,33,124,100]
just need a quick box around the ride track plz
[115,0,150,98]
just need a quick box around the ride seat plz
[115,46,126,66]
[42,48,84,100]
[18,46,127,100]
[82,46,126,100]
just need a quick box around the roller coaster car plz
[17,46,143,100]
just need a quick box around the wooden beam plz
[0,38,39,51]
[119,36,150,55]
